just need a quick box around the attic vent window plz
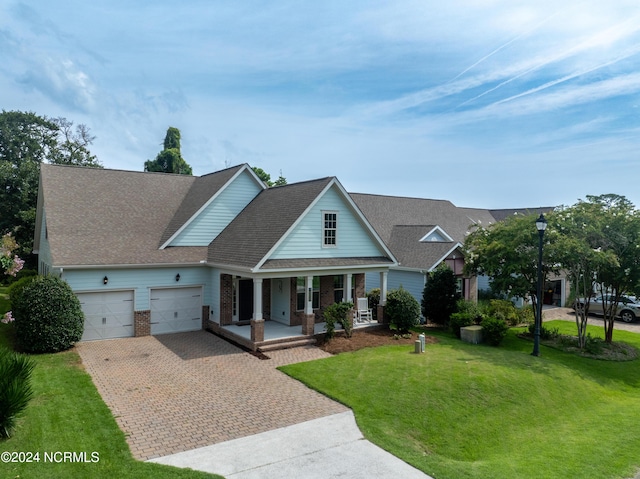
[323,211,337,247]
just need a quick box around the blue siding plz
[170,171,262,246]
[37,211,53,274]
[270,185,384,259]
[63,267,214,311]
[365,270,426,305]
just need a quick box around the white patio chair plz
[356,297,373,323]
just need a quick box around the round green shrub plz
[13,276,84,353]
[7,275,37,306]
[386,287,420,332]
[480,316,509,346]
[449,312,475,338]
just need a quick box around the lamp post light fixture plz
[532,213,547,357]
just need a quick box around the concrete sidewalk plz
[149,411,432,479]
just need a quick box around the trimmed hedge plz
[13,276,84,353]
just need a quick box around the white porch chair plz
[355,297,373,323]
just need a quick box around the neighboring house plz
[350,195,564,309]
[34,164,396,350]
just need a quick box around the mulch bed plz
[316,326,439,354]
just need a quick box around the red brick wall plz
[134,310,150,337]
[220,274,233,326]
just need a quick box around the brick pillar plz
[377,304,386,324]
[134,310,151,337]
[301,313,315,336]
[202,305,210,330]
[220,274,233,326]
[251,318,264,342]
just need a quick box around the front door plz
[238,279,254,321]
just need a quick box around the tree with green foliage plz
[144,127,192,175]
[0,110,101,266]
[552,194,640,344]
[463,212,557,328]
[422,263,460,326]
[252,166,287,187]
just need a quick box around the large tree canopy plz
[552,194,640,343]
[144,127,192,175]
[463,211,557,324]
[465,194,640,346]
[0,110,102,267]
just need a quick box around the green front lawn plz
[0,323,222,479]
[280,321,640,479]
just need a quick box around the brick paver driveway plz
[77,331,348,460]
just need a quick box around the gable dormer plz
[161,165,265,248]
[419,226,453,243]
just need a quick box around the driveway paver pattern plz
[77,331,347,460]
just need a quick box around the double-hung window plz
[323,211,337,247]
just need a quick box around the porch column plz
[345,273,353,303]
[251,278,264,342]
[305,276,313,315]
[380,271,388,305]
[378,271,388,324]
[302,275,315,335]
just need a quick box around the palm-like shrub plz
[0,347,35,438]
[13,276,84,353]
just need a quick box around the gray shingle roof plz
[39,164,207,266]
[388,225,460,270]
[207,177,334,269]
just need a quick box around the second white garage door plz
[150,287,202,335]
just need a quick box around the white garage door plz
[150,287,202,335]
[78,291,135,341]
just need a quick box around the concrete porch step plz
[258,338,317,352]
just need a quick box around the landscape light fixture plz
[532,213,547,357]
[175,273,181,282]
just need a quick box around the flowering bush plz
[1,233,24,277]
[1,311,14,324]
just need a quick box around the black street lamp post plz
[531,213,547,356]
[532,213,547,357]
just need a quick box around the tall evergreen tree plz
[144,127,192,175]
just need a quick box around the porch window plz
[296,276,319,311]
[334,275,344,303]
[323,211,337,247]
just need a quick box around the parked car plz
[573,295,640,323]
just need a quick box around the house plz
[350,194,494,305]
[34,163,396,350]
[350,195,565,310]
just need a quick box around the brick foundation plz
[301,313,315,335]
[134,310,151,337]
[251,318,265,342]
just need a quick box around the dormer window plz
[323,211,337,247]
[420,226,453,243]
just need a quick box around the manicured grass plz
[280,320,640,479]
[0,323,222,479]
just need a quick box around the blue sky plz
[2,1,640,209]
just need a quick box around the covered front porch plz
[207,266,391,351]
[217,316,380,352]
